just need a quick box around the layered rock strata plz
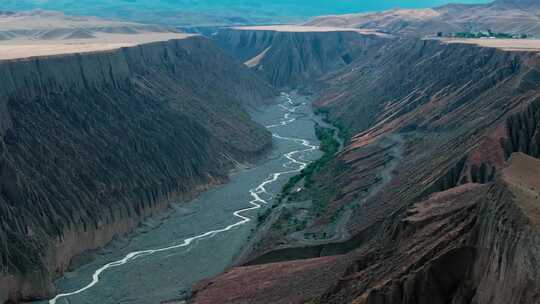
[212,27,389,88]
[0,36,276,303]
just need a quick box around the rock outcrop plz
[315,153,540,304]
[0,36,276,303]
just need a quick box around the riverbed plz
[40,93,322,304]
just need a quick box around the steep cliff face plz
[212,28,388,88]
[192,39,540,304]
[0,36,276,303]
[314,153,540,304]
[307,42,540,303]
[308,39,540,256]
[505,99,540,158]
[470,153,540,304]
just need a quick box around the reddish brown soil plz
[192,255,350,304]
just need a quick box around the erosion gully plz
[38,92,325,304]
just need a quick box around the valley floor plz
[36,93,325,304]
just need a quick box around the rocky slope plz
[0,36,276,303]
[191,37,540,303]
[212,27,389,88]
[310,153,540,304]
[306,0,540,37]
[310,38,540,304]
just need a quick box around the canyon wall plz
[212,28,388,88]
[308,39,540,304]
[0,36,276,303]
[192,38,540,303]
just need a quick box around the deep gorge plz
[192,29,540,304]
[0,36,275,303]
[1,21,540,304]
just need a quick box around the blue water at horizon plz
[2,0,492,22]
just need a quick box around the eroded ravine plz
[43,93,322,304]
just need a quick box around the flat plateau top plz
[0,32,194,60]
[440,38,540,52]
[232,25,389,36]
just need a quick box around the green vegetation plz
[314,107,352,143]
[257,209,271,223]
[268,208,306,233]
[261,109,352,239]
[438,29,530,39]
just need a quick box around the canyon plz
[0,32,275,303]
[191,18,540,304]
[1,1,540,303]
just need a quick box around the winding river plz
[42,93,322,304]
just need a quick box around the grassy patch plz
[314,107,351,143]
[279,124,340,200]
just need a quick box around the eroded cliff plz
[212,28,389,88]
[0,36,276,303]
